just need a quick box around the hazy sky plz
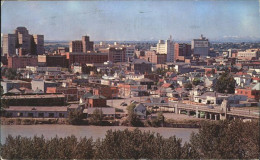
[1,0,260,41]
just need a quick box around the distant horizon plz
[44,39,260,43]
[2,0,260,41]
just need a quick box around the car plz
[120,102,127,106]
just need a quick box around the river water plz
[0,125,198,144]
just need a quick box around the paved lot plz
[107,96,148,113]
[107,97,202,121]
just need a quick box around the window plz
[59,113,64,118]
[38,113,44,117]
[18,113,23,117]
[28,113,34,117]
[48,113,54,118]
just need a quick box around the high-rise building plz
[69,41,83,52]
[2,34,17,56]
[69,35,94,53]
[125,45,135,62]
[33,35,44,55]
[82,35,94,52]
[191,34,209,57]
[174,43,191,61]
[156,36,174,62]
[2,27,44,56]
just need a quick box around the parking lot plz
[107,96,148,113]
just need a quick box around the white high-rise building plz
[156,36,174,62]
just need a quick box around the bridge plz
[144,101,259,120]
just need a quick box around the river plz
[0,125,198,144]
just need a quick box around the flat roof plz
[2,94,65,99]
[6,106,68,112]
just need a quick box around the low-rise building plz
[86,107,115,118]
[8,56,38,69]
[1,94,66,106]
[1,80,31,94]
[31,79,60,93]
[130,59,153,74]
[134,103,147,119]
[235,83,260,100]
[5,106,69,118]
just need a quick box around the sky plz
[1,0,260,41]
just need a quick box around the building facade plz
[191,35,209,57]
[8,56,38,69]
[156,36,174,62]
[140,50,167,64]
[69,40,83,52]
[2,27,44,56]
[69,35,94,53]
[174,43,191,61]
[237,49,260,60]
[67,52,108,66]
[108,47,126,63]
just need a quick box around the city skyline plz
[1,0,260,41]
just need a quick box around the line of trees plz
[0,120,259,159]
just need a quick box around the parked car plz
[120,102,127,106]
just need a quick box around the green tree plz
[67,110,84,125]
[190,120,259,159]
[184,82,192,90]
[4,68,18,80]
[124,103,143,127]
[89,109,103,125]
[192,78,201,86]
[0,86,4,96]
[215,71,236,93]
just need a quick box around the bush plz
[190,120,259,159]
[67,110,84,125]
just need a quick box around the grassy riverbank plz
[1,117,204,128]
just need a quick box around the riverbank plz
[0,125,199,144]
[0,117,204,128]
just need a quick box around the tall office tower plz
[2,34,17,56]
[2,27,44,56]
[15,27,31,55]
[33,35,44,55]
[82,35,94,52]
[157,36,174,62]
[191,34,209,57]
[174,43,192,61]
[69,40,83,52]
[125,45,135,62]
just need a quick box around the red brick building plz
[108,47,126,63]
[86,95,107,108]
[38,55,68,67]
[235,83,260,100]
[66,52,108,66]
[140,50,166,64]
[8,56,38,69]
[46,87,78,101]
[93,86,119,99]
[174,43,191,62]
